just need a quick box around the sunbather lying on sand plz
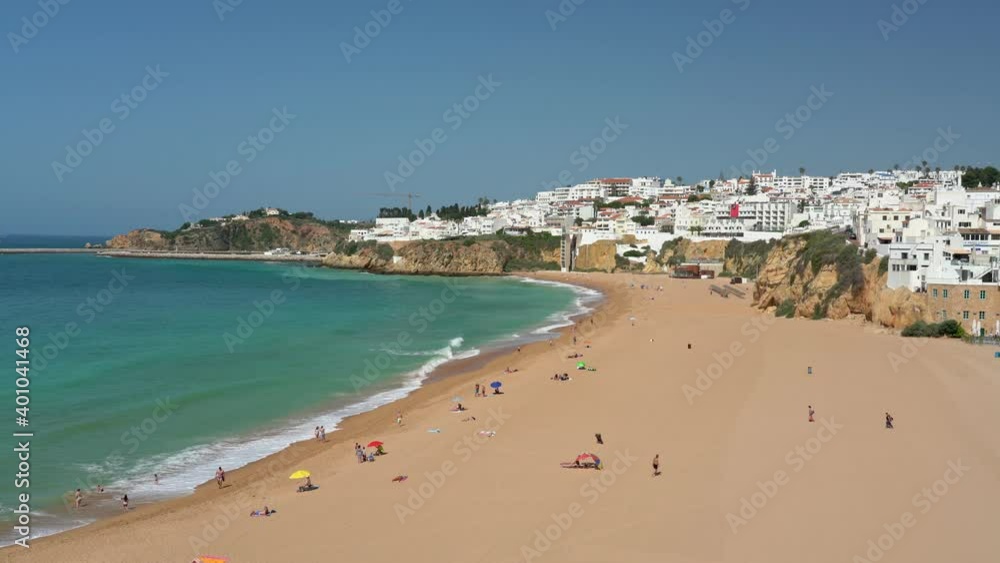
[250,506,275,517]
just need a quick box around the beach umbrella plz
[198,556,229,563]
[576,362,586,369]
[288,470,311,480]
[490,381,502,389]
[367,440,383,448]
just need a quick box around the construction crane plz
[372,192,422,212]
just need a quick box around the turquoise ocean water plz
[0,253,593,543]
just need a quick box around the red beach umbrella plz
[367,440,383,448]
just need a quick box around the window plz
[941,310,947,319]
[963,311,969,320]
[964,290,971,299]
[979,312,986,320]
[981,291,987,300]
[933,289,939,297]
[943,289,949,298]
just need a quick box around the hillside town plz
[370,169,999,334]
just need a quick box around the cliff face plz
[753,237,929,329]
[658,239,728,264]
[574,241,618,272]
[322,240,556,276]
[107,218,346,252]
[106,229,169,250]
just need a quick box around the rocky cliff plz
[322,239,561,276]
[107,218,347,253]
[574,240,618,272]
[752,233,929,329]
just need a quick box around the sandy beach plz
[5,271,999,563]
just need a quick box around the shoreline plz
[7,271,998,563]
[1,271,613,551]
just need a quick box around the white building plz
[735,200,797,232]
[373,217,411,240]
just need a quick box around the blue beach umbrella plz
[490,381,502,389]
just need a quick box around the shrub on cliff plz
[375,243,394,261]
[775,299,796,318]
[724,238,776,277]
[790,230,866,302]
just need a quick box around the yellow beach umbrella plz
[288,470,311,480]
[198,556,229,563]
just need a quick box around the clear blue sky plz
[2,0,997,235]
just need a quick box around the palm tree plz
[893,163,900,171]
[921,160,928,170]
[799,167,806,176]
[676,176,683,185]
[868,169,874,175]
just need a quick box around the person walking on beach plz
[595,433,604,445]
[216,467,225,488]
[885,412,894,429]
[314,426,320,441]
[475,383,480,397]
[154,473,159,485]
[652,455,660,477]
[121,494,129,511]
[75,488,83,509]
[808,405,815,423]
[320,426,326,441]
[395,411,403,426]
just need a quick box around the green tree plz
[799,167,806,176]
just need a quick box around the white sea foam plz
[517,277,603,335]
[65,335,480,512]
